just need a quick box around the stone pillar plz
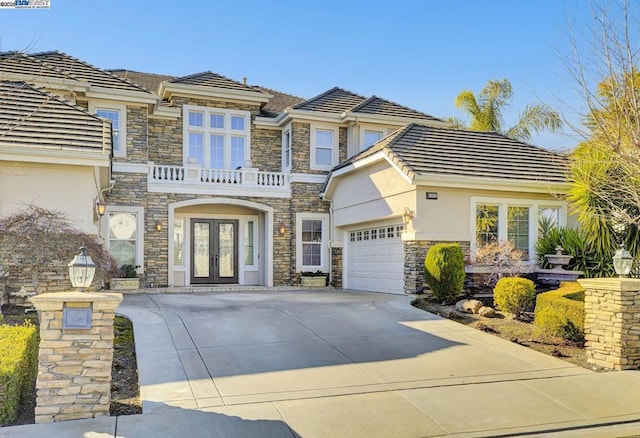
[29,291,123,423]
[578,278,640,370]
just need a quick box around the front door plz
[190,219,239,284]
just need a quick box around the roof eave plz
[342,111,449,127]
[412,174,570,194]
[160,82,270,104]
[286,108,345,123]
[0,72,87,91]
[85,86,158,104]
[0,143,111,167]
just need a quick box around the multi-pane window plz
[508,206,530,256]
[173,218,184,265]
[476,204,499,245]
[315,129,333,166]
[282,128,291,171]
[245,220,255,266]
[364,130,383,149]
[302,219,322,266]
[95,107,125,157]
[184,106,250,168]
[109,212,138,266]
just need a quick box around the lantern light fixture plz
[95,197,106,217]
[279,220,286,235]
[68,245,96,291]
[613,243,633,277]
[156,220,162,232]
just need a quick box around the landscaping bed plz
[411,295,593,370]
[0,306,141,425]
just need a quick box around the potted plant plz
[300,270,328,287]
[109,264,140,290]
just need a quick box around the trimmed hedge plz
[424,243,465,304]
[493,277,536,318]
[0,323,39,425]
[534,282,585,340]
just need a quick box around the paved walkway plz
[3,289,640,437]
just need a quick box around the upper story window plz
[363,129,383,149]
[89,102,127,158]
[183,105,251,169]
[282,124,292,172]
[310,124,338,171]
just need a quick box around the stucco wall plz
[0,161,101,234]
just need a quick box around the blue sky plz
[0,0,599,150]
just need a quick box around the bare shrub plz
[471,240,527,286]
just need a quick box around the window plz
[472,198,566,261]
[310,124,337,170]
[476,204,499,245]
[245,220,255,266]
[105,206,144,272]
[296,213,329,271]
[173,218,184,265]
[282,125,292,172]
[89,102,127,158]
[538,206,560,238]
[508,206,530,256]
[363,130,383,149]
[183,105,251,169]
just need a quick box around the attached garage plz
[345,224,405,294]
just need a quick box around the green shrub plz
[424,243,465,304]
[534,227,614,278]
[0,323,38,425]
[493,277,536,318]
[534,282,585,341]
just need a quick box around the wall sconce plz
[403,207,414,224]
[279,220,286,235]
[95,197,106,217]
[156,220,162,232]
[613,243,633,277]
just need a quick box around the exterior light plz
[279,220,286,235]
[156,220,162,232]
[403,207,414,224]
[68,245,96,291]
[613,243,633,277]
[95,198,106,217]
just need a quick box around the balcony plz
[147,162,291,198]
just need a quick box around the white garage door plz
[346,224,404,294]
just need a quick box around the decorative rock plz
[478,306,496,318]
[455,299,483,314]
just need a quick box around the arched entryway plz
[168,198,274,287]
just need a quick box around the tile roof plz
[336,124,567,183]
[0,51,68,79]
[0,81,109,150]
[108,69,175,93]
[29,51,150,93]
[350,96,441,121]
[252,85,305,117]
[169,71,263,93]
[292,87,367,113]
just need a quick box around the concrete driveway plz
[5,289,640,438]
[113,289,640,437]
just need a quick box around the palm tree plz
[450,79,562,142]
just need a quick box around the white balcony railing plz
[148,162,290,196]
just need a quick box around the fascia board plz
[149,105,181,119]
[85,87,158,104]
[323,151,390,199]
[0,144,111,167]
[412,174,570,194]
[161,82,270,103]
[286,108,345,124]
[342,111,449,127]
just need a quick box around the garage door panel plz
[347,224,404,294]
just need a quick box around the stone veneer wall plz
[331,247,343,288]
[31,292,122,423]
[404,240,471,294]
[291,122,347,175]
[579,278,640,370]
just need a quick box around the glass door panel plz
[190,219,238,284]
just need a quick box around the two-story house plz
[0,51,570,295]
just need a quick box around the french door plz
[190,219,238,284]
